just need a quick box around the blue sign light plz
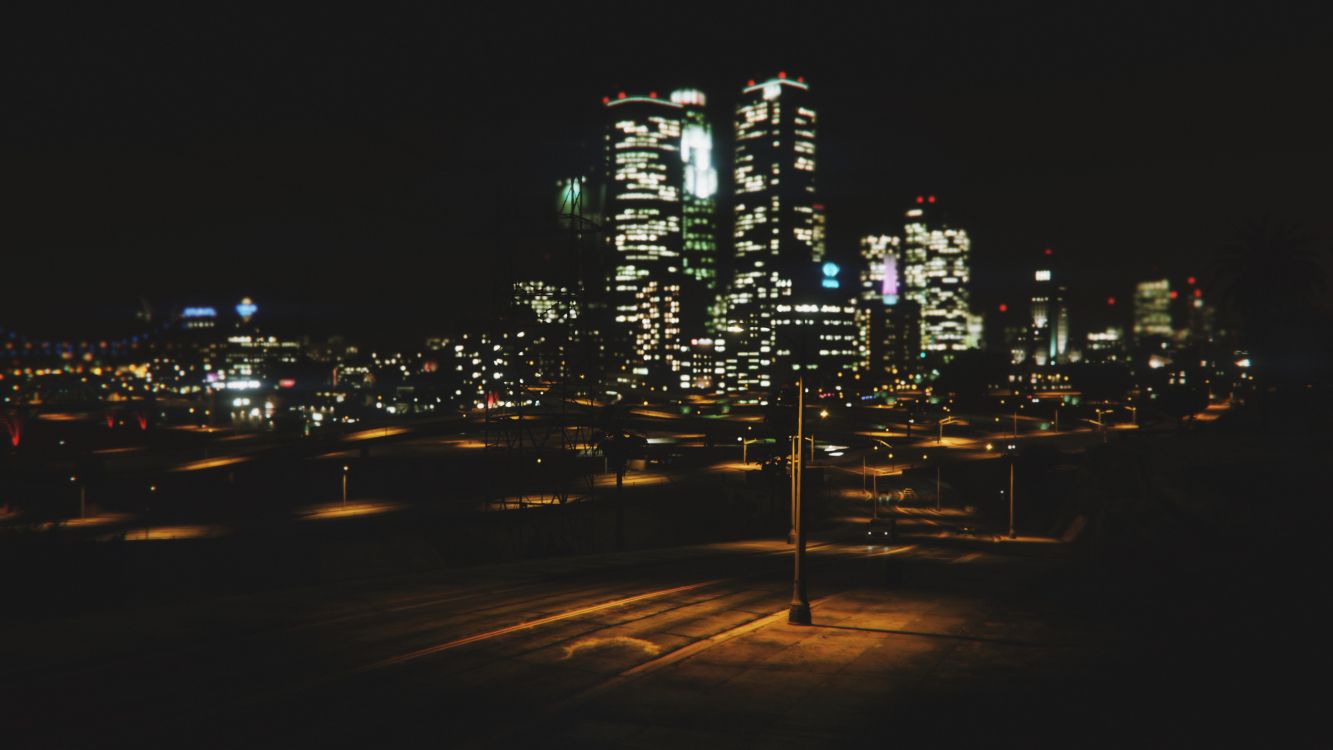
[182,306,217,318]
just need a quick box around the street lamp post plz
[871,470,878,515]
[70,475,84,519]
[788,435,797,544]
[1007,443,1017,539]
[936,463,942,512]
[789,376,811,626]
[342,464,349,507]
[937,416,959,445]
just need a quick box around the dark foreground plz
[2,417,1326,748]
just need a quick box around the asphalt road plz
[0,522,1077,748]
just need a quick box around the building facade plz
[723,73,826,394]
[603,92,686,393]
[1029,256,1070,366]
[1133,279,1173,342]
[671,88,720,340]
[901,196,972,355]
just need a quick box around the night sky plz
[9,2,1332,341]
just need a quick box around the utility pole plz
[789,375,811,625]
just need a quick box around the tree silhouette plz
[1209,218,1331,381]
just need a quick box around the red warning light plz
[797,75,805,83]
[1187,276,1197,285]
[747,79,756,86]
[649,91,657,98]
[617,92,626,99]
[1043,248,1053,256]
[1107,296,1116,306]
[927,195,936,203]
[998,303,1008,313]
[1193,288,1203,298]
[601,96,610,104]
[916,196,925,204]
[1169,290,1179,300]
[778,71,787,79]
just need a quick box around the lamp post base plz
[788,602,812,625]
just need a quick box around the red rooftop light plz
[1044,248,1053,255]
[797,75,805,82]
[747,79,756,86]
[649,91,657,98]
[1107,296,1117,306]
[1169,290,1179,300]
[1187,276,1197,285]
[778,71,787,79]
[927,195,936,203]
[1193,288,1203,298]
[998,303,1008,313]
[916,196,925,204]
[601,96,610,104]
[617,91,626,99]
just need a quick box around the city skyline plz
[8,4,1333,338]
[4,8,1329,745]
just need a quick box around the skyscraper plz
[724,73,825,393]
[1029,251,1070,365]
[1133,279,1173,342]
[855,234,920,379]
[901,196,972,355]
[602,92,685,391]
[671,89,719,295]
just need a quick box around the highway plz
[0,520,1075,747]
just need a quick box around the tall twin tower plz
[599,74,824,395]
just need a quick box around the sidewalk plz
[543,554,1086,747]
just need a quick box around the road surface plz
[0,524,1085,748]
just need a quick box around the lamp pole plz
[71,475,84,519]
[788,435,796,544]
[936,463,942,512]
[342,465,349,507]
[789,375,811,625]
[1008,449,1016,539]
[871,470,878,515]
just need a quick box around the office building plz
[723,73,825,393]
[1133,279,1173,342]
[901,196,972,354]
[602,92,686,392]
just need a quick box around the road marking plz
[556,594,837,709]
[952,551,984,564]
[355,580,723,672]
